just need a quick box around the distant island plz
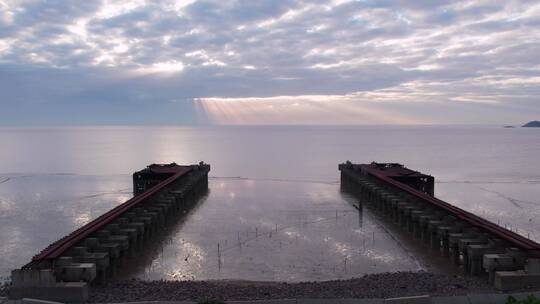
[523,121,540,127]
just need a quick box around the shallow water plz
[118,178,426,281]
[0,125,539,281]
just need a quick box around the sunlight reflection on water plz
[113,178,425,282]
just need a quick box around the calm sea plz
[0,126,539,281]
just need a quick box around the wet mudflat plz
[116,177,437,282]
[1,126,539,283]
[0,173,130,281]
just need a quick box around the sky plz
[0,0,539,125]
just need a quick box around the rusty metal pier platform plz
[340,161,540,291]
[10,162,210,301]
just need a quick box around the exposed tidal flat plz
[0,126,539,288]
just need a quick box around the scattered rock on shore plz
[89,272,493,302]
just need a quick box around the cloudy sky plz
[0,0,539,125]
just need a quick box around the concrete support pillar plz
[11,269,56,288]
[64,246,109,285]
[411,210,425,239]
[377,192,389,212]
[430,230,441,252]
[396,202,410,227]
[54,261,96,283]
[406,208,416,233]
[467,244,505,276]
[458,235,488,273]
[451,243,460,265]
[437,222,467,258]
[442,235,450,257]
[389,198,400,222]
[419,214,440,244]
[400,206,415,232]
[96,231,129,259]
[449,231,480,265]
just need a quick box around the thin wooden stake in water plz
[358,202,363,228]
[217,243,221,270]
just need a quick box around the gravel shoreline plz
[89,272,494,302]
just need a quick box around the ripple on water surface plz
[116,178,428,282]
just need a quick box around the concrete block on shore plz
[483,254,516,270]
[494,270,540,290]
[11,270,55,287]
[525,258,540,274]
[56,263,96,282]
[384,295,430,304]
[9,282,88,302]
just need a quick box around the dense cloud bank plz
[0,0,539,124]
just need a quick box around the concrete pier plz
[9,162,210,302]
[340,161,540,291]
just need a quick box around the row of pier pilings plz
[10,166,209,301]
[339,164,540,291]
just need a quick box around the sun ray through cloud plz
[0,0,539,125]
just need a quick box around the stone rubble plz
[88,272,494,302]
